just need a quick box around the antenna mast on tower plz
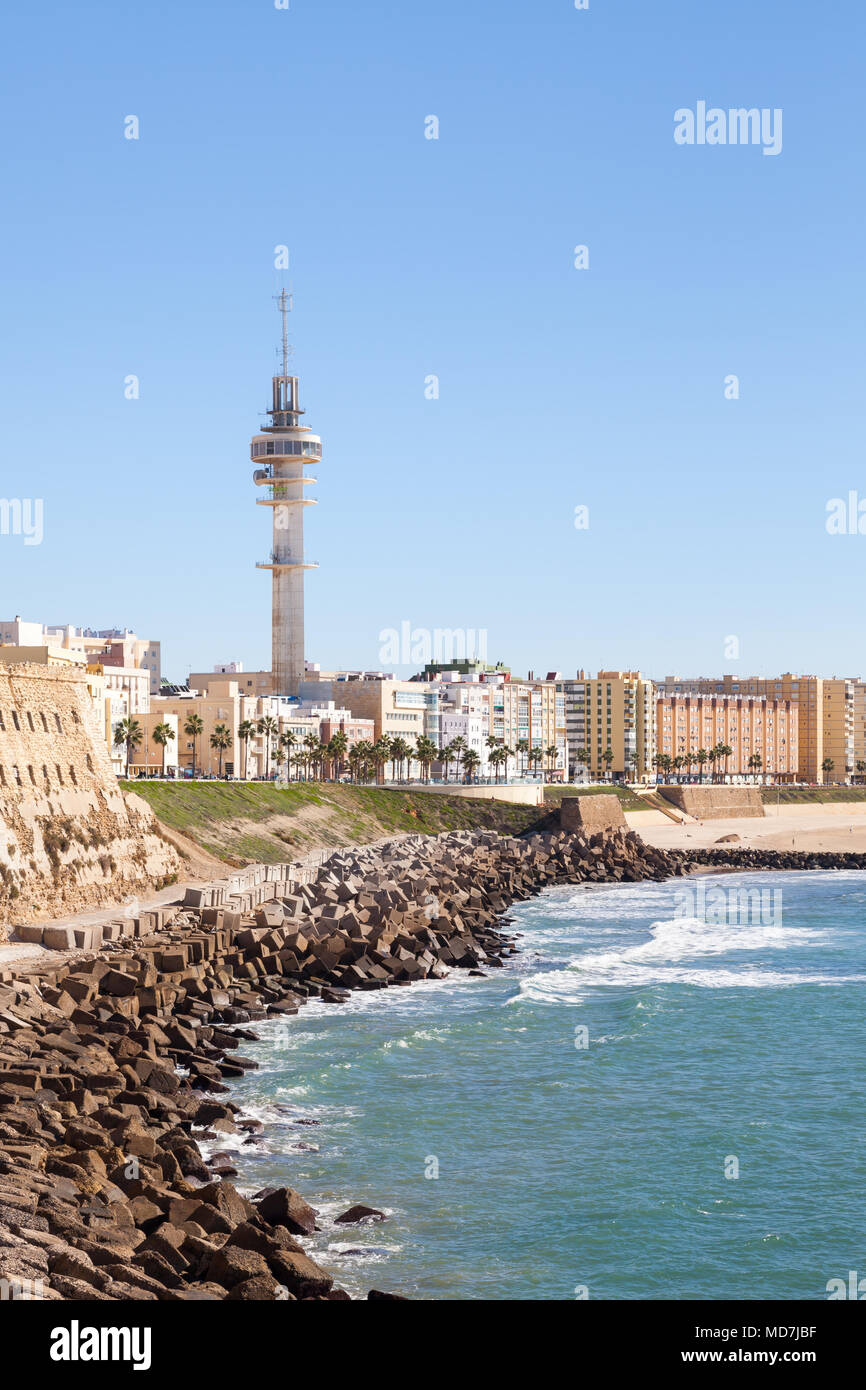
[274,287,293,376]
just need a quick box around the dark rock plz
[334,1204,386,1225]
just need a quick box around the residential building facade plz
[563,670,655,780]
[656,693,799,781]
[657,674,853,783]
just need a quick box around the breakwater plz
[676,846,866,872]
[0,826,687,1301]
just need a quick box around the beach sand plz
[627,801,866,855]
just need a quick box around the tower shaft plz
[252,297,321,698]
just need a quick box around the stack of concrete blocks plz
[14,902,180,952]
[18,858,318,955]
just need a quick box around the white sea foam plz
[516,911,861,1005]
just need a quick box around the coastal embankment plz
[120,780,546,867]
[0,825,688,1301]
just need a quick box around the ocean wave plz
[514,910,860,1004]
[519,963,864,1005]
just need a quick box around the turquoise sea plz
[215,871,866,1300]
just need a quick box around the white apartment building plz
[436,678,492,774]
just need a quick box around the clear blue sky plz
[1,0,863,684]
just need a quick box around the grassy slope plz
[760,786,866,804]
[122,781,545,865]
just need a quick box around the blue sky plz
[1,0,864,683]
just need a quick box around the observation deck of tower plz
[251,290,322,697]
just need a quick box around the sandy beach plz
[627,801,866,855]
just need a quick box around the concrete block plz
[14,925,45,944]
[42,926,77,951]
[72,926,104,950]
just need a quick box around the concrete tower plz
[252,291,322,696]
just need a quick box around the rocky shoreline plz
[674,846,866,873]
[0,824,695,1302]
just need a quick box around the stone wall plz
[560,793,627,833]
[0,662,179,933]
[659,785,765,820]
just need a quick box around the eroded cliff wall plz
[0,662,179,934]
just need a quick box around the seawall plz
[660,785,765,820]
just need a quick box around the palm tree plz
[238,719,255,780]
[516,738,530,778]
[602,748,614,782]
[280,729,297,779]
[362,740,377,782]
[463,747,481,783]
[544,744,559,782]
[708,745,719,784]
[489,746,505,783]
[391,737,412,782]
[414,736,436,783]
[184,713,204,779]
[574,747,591,783]
[527,747,542,779]
[719,742,734,783]
[628,750,641,782]
[328,730,349,781]
[695,748,708,784]
[209,723,231,778]
[151,721,175,777]
[451,736,468,783]
[258,715,279,780]
[748,752,763,784]
[114,717,143,778]
[821,756,835,783]
[370,736,390,785]
[856,760,866,786]
[441,741,457,784]
[301,732,319,781]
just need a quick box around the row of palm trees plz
[115,715,866,787]
[114,713,561,785]
[114,714,232,778]
[655,748,860,785]
[654,743,770,784]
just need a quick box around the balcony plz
[253,467,317,487]
[256,486,317,505]
[256,556,319,571]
